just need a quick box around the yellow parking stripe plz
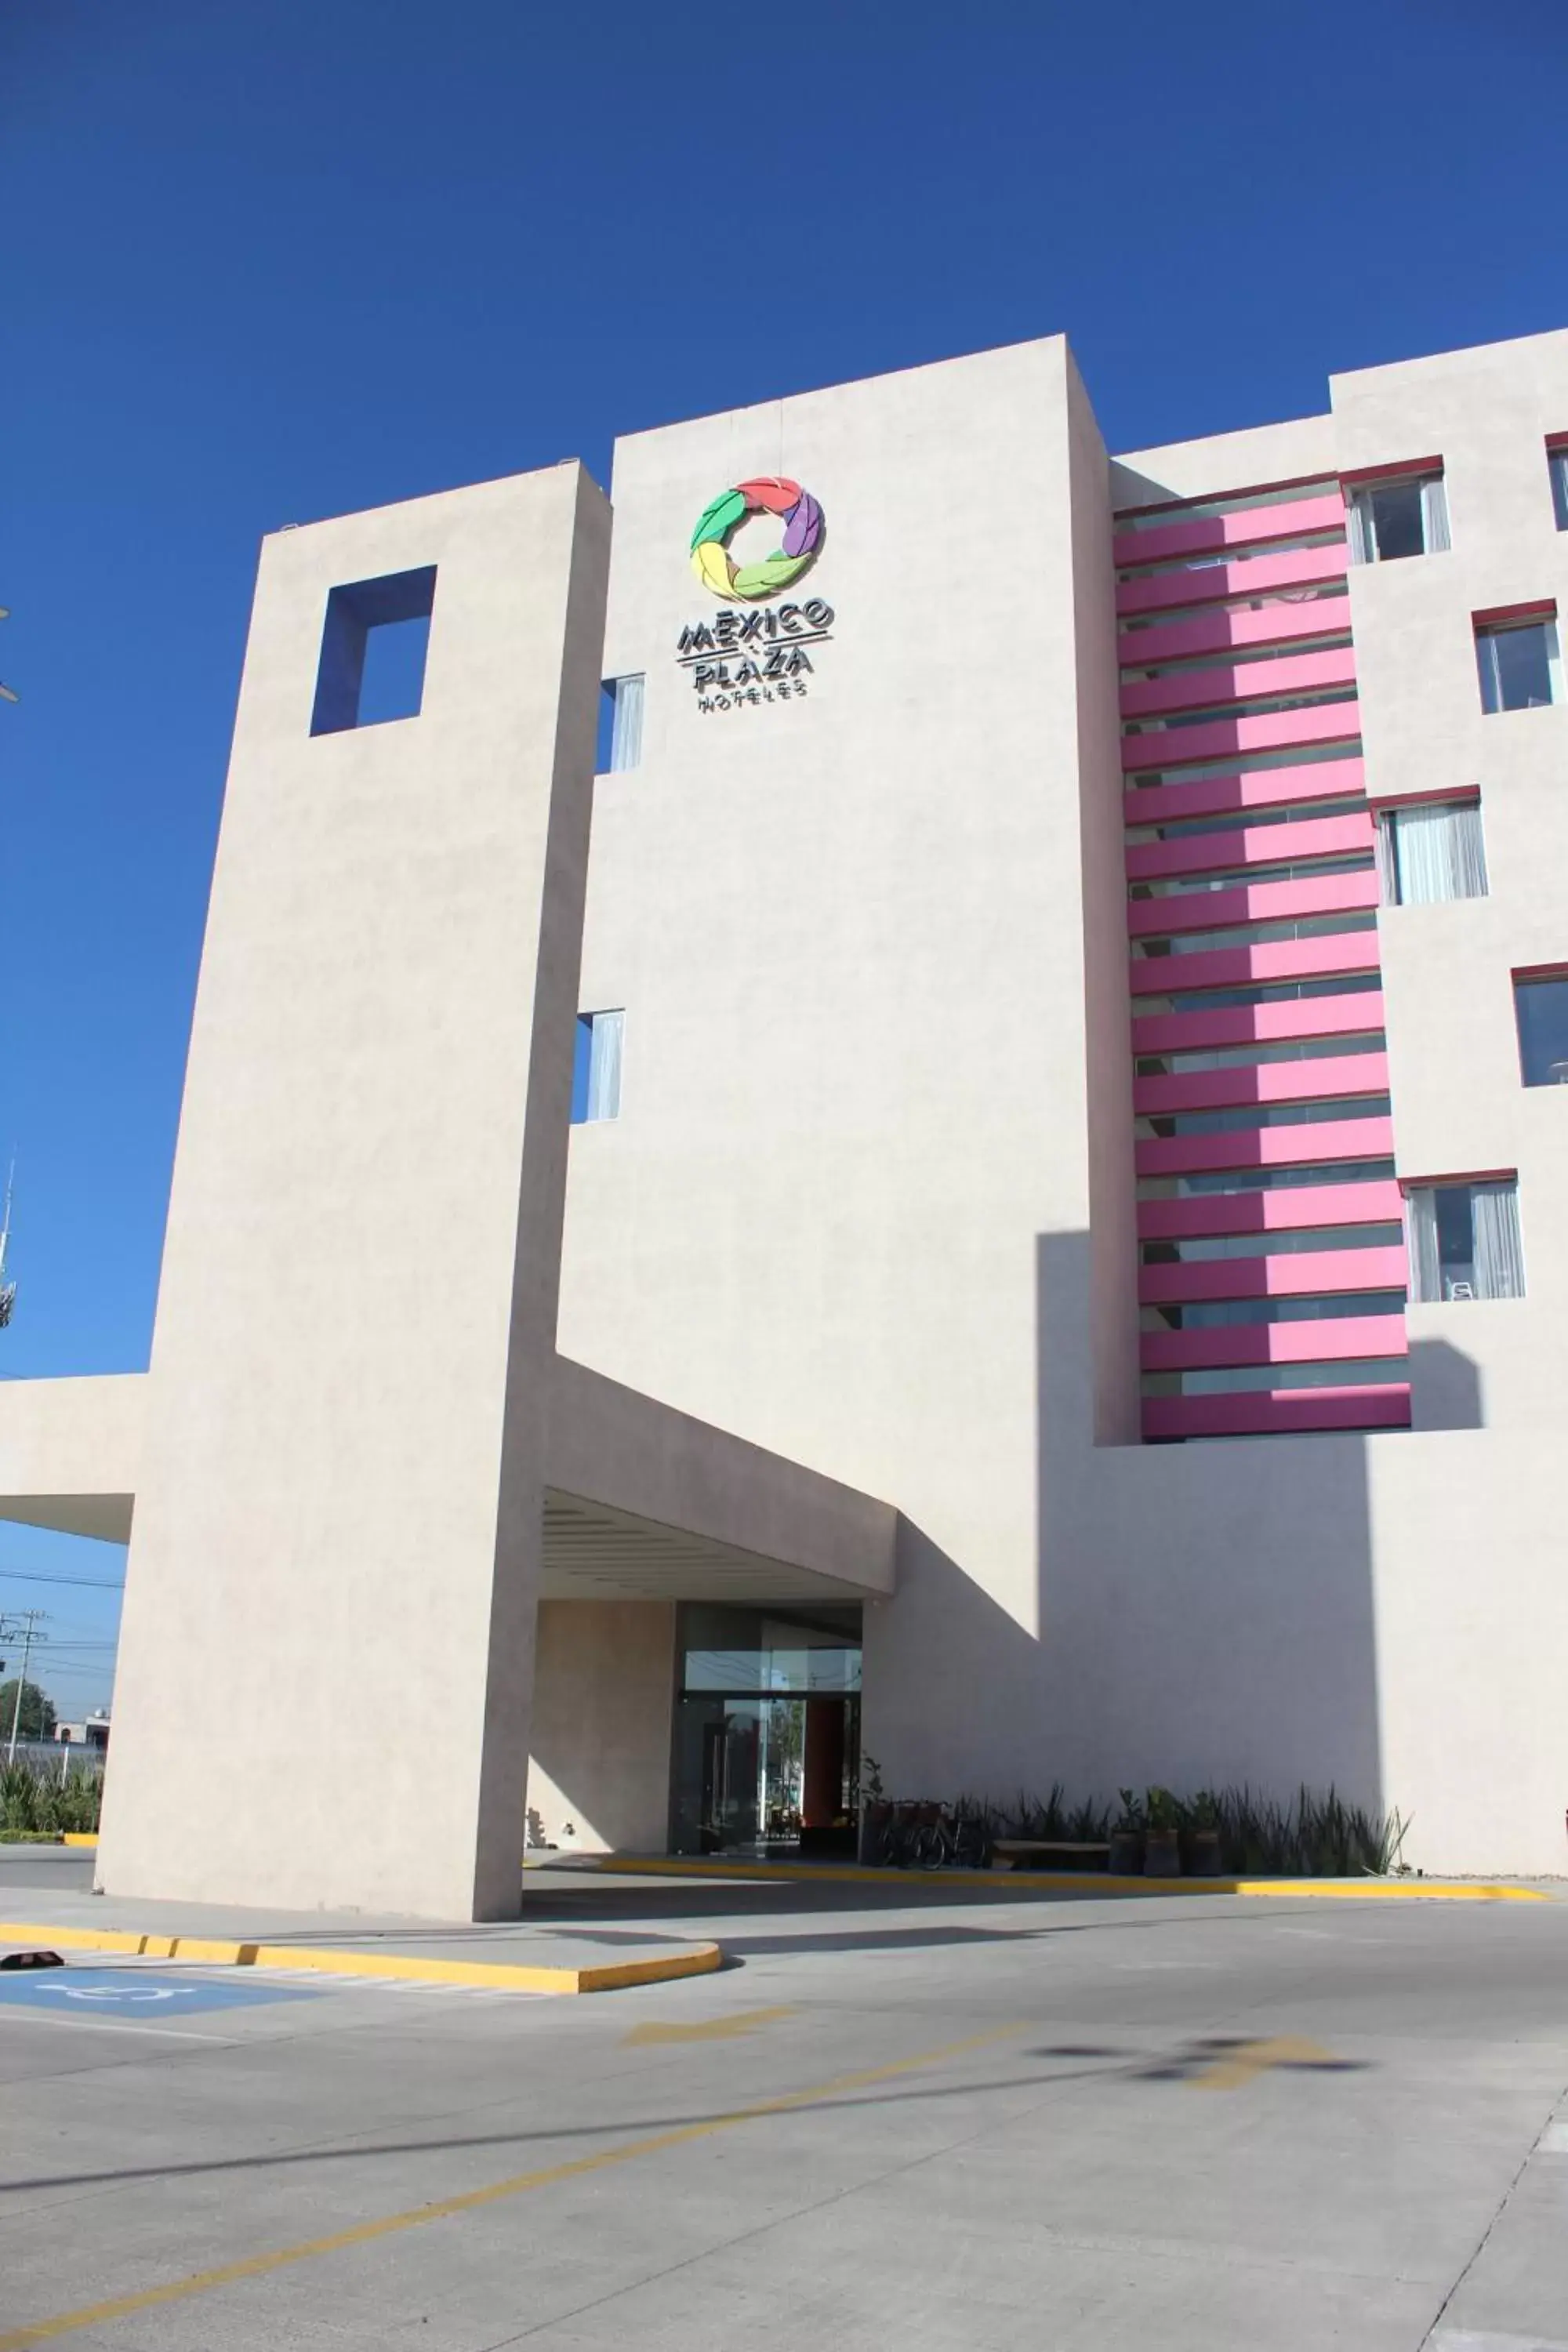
[0,2020,1024,2350]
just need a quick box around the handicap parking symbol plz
[0,1965,325,2016]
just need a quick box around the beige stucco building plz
[3,325,1566,1913]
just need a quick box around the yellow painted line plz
[622,2003,795,2047]
[60,1835,98,1849]
[583,1857,1551,1902]
[0,2018,1024,2350]
[1189,2034,1338,2091]
[0,1922,723,1995]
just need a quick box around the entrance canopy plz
[0,1356,897,1606]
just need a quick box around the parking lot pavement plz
[1,1880,1565,2350]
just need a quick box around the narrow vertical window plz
[1406,1180,1524,1301]
[1375,798,1487,906]
[572,1009,624,1123]
[600,676,644,773]
[1548,444,1568,532]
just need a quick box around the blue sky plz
[2,0,1565,1712]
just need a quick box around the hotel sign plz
[679,474,831,713]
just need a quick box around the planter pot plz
[1143,1828,1181,1877]
[1187,1829,1225,1877]
[1107,1830,1144,1875]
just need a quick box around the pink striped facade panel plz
[1141,1312,1407,1374]
[1126,810,1373,884]
[1130,931,1381,998]
[1116,542,1348,619]
[1126,868,1380,941]
[1124,756,1366,829]
[1132,991,1385,1055]
[1135,1116,1396,1179]
[1137,1179,1405,1243]
[1112,492,1345,570]
[1134,1050,1388,1117]
[1142,1385,1411,1441]
[1122,699,1361,775]
[1139,1245,1407,1307]
[1118,644,1357,724]
[1118,595,1353,670]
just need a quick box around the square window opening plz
[599,675,645,774]
[1346,471,1450,564]
[1475,614,1563,713]
[1512,969,1568,1086]
[572,1008,624,1123]
[1375,797,1487,906]
[1406,1178,1524,1302]
[310,565,437,736]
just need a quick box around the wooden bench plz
[990,1838,1112,1871]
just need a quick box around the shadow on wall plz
[1406,1337,1483,1430]
[863,1233,1482,1827]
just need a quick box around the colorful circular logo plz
[690,476,824,604]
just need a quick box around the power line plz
[0,1568,125,1592]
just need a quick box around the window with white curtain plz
[1345,472,1450,564]
[1376,798,1488,906]
[1548,446,1568,533]
[1475,615,1563,713]
[601,674,645,772]
[1406,1179,1525,1302]
[571,1009,624,1123]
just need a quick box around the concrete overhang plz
[0,1359,896,1603]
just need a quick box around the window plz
[1345,472,1450,564]
[1406,1180,1524,1302]
[1475,613,1563,713]
[1513,970,1568,1086]
[571,1009,623,1123]
[1376,798,1487,906]
[1548,445,1568,533]
[599,675,644,773]
[310,566,436,735]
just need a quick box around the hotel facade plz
[3,325,1567,1913]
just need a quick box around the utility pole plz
[4,1608,47,1763]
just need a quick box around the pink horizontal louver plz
[1139,1245,1408,1306]
[1125,756,1367,828]
[1136,1179,1406,1243]
[1119,644,1357,723]
[1142,1386,1411,1441]
[1113,492,1346,571]
[1127,811,1374,884]
[1126,869,1379,939]
[1120,595,1354,669]
[1141,1313,1407,1374]
[1134,1051,1388,1117]
[1130,931,1381,997]
[1132,991,1385,1055]
[1116,541,1348,619]
[1123,699,1362,775]
[1135,1117,1396,1179]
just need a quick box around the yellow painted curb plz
[0,1921,724,1994]
[583,1857,1550,1902]
[60,1834,99,1849]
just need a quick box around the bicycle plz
[907,1805,993,1871]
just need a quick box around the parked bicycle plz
[877,1799,992,1871]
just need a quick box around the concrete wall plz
[525,1599,676,1853]
[97,462,611,1918]
[0,1374,143,1542]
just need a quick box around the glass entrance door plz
[670,1604,862,1857]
